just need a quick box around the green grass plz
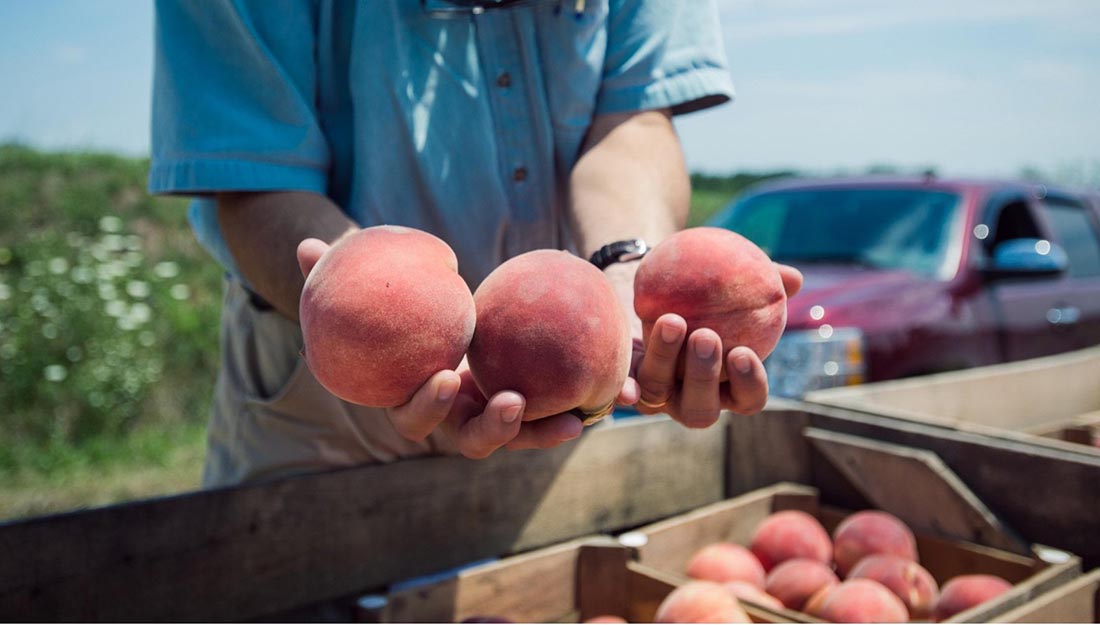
[0,144,798,523]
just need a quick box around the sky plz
[1,0,1099,181]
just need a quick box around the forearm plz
[569,109,691,330]
[217,191,358,321]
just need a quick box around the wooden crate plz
[3,398,1100,621]
[993,568,1100,623]
[375,536,792,624]
[622,483,1082,623]
[805,345,1100,456]
[731,401,1100,568]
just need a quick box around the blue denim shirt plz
[149,0,734,288]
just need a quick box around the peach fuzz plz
[749,510,833,572]
[685,543,767,588]
[655,581,751,624]
[804,579,910,623]
[298,226,475,407]
[633,227,787,376]
[933,575,1013,622]
[723,581,784,611]
[849,554,938,619]
[468,250,631,421]
[765,558,839,611]
[833,510,919,578]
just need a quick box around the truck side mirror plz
[985,238,1068,279]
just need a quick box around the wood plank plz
[805,428,1029,554]
[384,537,590,623]
[765,402,1100,567]
[992,568,1100,623]
[576,541,633,621]
[805,345,1100,434]
[0,415,726,622]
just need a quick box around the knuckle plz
[678,407,719,429]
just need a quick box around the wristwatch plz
[589,239,649,270]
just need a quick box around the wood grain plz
[0,416,725,621]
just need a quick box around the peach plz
[584,617,628,624]
[933,575,1013,622]
[655,581,751,623]
[468,250,631,422]
[833,510,918,578]
[804,579,910,623]
[749,510,833,571]
[299,226,475,407]
[765,558,839,611]
[849,554,938,619]
[722,581,784,611]
[685,543,766,588]
[633,227,787,377]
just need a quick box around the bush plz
[0,145,223,475]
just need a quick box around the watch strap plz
[589,239,649,270]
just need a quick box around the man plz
[150,0,801,487]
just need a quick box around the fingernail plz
[734,353,753,374]
[437,378,459,402]
[502,404,523,423]
[660,323,680,344]
[694,338,717,360]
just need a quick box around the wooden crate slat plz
[0,416,725,622]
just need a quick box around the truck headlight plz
[765,326,865,398]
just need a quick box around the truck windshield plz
[714,188,963,280]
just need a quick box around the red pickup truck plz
[709,176,1100,398]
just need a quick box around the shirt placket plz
[473,12,541,224]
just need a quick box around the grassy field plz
[0,145,787,522]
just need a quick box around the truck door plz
[984,195,1080,361]
[1034,194,1100,350]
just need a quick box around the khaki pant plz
[203,280,457,487]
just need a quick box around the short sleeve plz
[596,0,735,116]
[148,0,329,196]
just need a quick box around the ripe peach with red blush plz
[655,581,751,623]
[298,226,475,407]
[749,510,833,571]
[633,227,787,379]
[468,250,632,422]
[804,579,910,623]
[933,575,1013,622]
[833,510,918,578]
[765,558,839,611]
[849,554,938,619]
[685,543,766,588]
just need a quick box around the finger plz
[776,263,803,298]
[723,346,769,415]
[635,313,687,410]
[388,369,462,441]
[451,391,525,459]
[297,238,330,279]
[675,328,724,428]
[506,413,584,451]
[617,376,640,406]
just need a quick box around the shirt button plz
[496,72,512,88]
[512,167,527,182]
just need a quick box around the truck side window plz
[987,199,1041,253]
[1041,199,1100,277]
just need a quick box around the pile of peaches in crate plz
[647,509,1010,624]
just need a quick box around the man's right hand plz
[298,237,584,459]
